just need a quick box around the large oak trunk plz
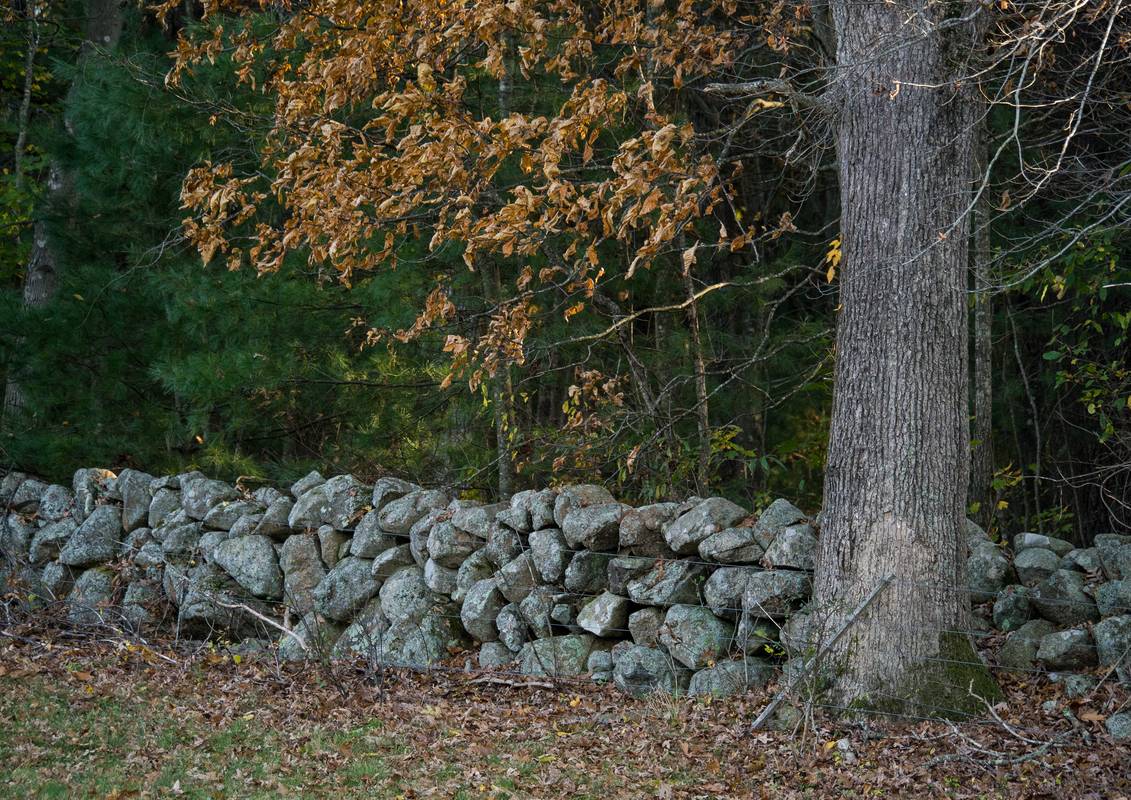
[814,0,998,715]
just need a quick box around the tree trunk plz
[813,0,998,715]
[681,262,711,494]
[969,126,995,529]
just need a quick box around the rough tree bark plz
[813,0,999,715]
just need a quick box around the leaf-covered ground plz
[0,630,1127,799]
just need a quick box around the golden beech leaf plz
[682,242,698,271]
[564,301,585,322]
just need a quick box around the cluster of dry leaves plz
[1,615,1128,799]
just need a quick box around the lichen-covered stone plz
[698,527,764,564]
[181,476,239,521]
[116,469,155,533]
[562,503,629,551]
[279,534,326,614]
[1093,615,1131,669]
[1059,547,1102,574]
[452,548,494,604]
[203,500,265,532]
[966,541,1013,603]
[529,528,569,583]
[213,535,283,599]
[148,489,181,529]
[313,557,379,621]
[563,551,611,595]
[427,520,482,568]
[479,641,515,668]
[613,645,690,697]
[1095,534,1131,581]
[279,611,346,661]
[628,607,664,647]
[66,567,115,626]
[380,613,466,668]
[663,497,748,556]
[626,560,706,607]
[992,584,1031,632]
[659,605,734,669]
[59,506,121,568]
[496,602,528,652]
[371,544,415,581]
[451,503,503,539]
[496,552,541,603]
[1095,580,1131,617]
[996,619,1058,671]
[1014,547,1061,587]
[688,658,775,697]
[252,497,293,539]
[703,566,754,619]
[290,470,325,498]
[751,499,806,551]
[552,485,615,529]
[618,502,680,558]
[1013,532,1074,558]
[1030,569,1099,626]
[762,524,817,571]
[520,634,596,677]
[482,525,523,568]
[317,525,349,569]
[378,489,449,535]
[742,570,810,619]
[332,600,390,658]
[378,565,440,624]
[29,520,77,564]
[606,555,653,596]
[423,558,458,594]
[38,484,75,524]
[577,591,629,638]
[1036,629,1097,670]
[320,474,371,530]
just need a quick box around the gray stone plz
[1030,569,1099,626]
[576,591,629,638]
[996,619,1058,671]
[378,565,440,624]
[66,567,115,626]
[527,489,558,531]
[606,556,653,596]
[626,560,706,607]
[38,484,75,523]
[483,524,523,568]
[663,497,748,556]
[451,503,503,539]
[529,528,569,583]
[279,534,326,614]
[10,477,48,511]
[1036,629,1097,670]
[563,551,611,595]
[59,506,121,568]
[551,601,577,628]
[518,587,558,638]
[0,472,29,506]
[252,486,283,506]
[160,521,203,562]
[552,485,615,529]
[279,611,346,661]
[427,520,481,568]
[0,513,35,561]
[317,525,349,569]
[181,476,239,521]
[751,499,806,551]
[134,541,164,569]
[688,658,775,698]
[253,497,294,539]
[320,474,371,530]
[121,580,162,631]
[289,486,330,531]
[698,527,764,564]
[423,558,458,594]
[618,502,680,558]
[735,614,784,655]
[228,514,263,538]
[148,489,181,529]
[290,470,325,498]
[1014,547,1062,587]
[72,468,117,521]
[408,509,443,566]
[313,557,380,621]
[520,634,597,677]
[1095,580,1131,617]
[1013,532,1074,558]
[629,607,665,647]
[203,500,264,532]
[966,541,1013,603]
[1053,672,1097,699]
[992,585,1031,632]
[332,599,390,658]
[762,524,817,571]
[1093,615,1131,669]
[1095,534,1131,581]
[348,510,396,558]
[562,502,629,551]
[587,649,613,680]
[40,562,76,600]
[742,570,810,619]
[780,612,815,655]
[378,489,449,534]
[1060,547,1102,574]
[496,552,541,603]
[116,469,155,532]
[371,544,415,581]
[1105,711,1131,740]
[461,578,505,641]
[613,645,691,697]
[370,477,416,512]
[659,605,734,669]
[199,529,231,563]
[479,641,515,668]
[703,566,754,619]
[213,535,283,599]
[29,520,77,564]
[452,548,495,604]
[380,614,466,668]
[496,602,528,652]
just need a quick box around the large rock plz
[1013,532,1074,558]
[659,605,734,669]
[1014,547,1061,587]
[0,472,29,506]
[38,484,76,523]
[176,562,273,637]
[561,503,629,551]
[370,477,416,512]
[72,468,117,521]
[742,570,811,619]
[253,496,294,539]
[203,500,264,532]
[996,619,1058,671]
[427,520,481,568]
[41,562,76,600]
[529,528,569,583]
[483,524,523,568]
[1036,629,1097,670]
[527,489,558,531]
[378,489,449,534]
[520,634,597,677]
[213,535,283,599]
[451,503,503,539]
[148,489,181,529]
[496,492,534,534]
[313,557,379,621]
[1095,580,1131,617]
[1093,615,1131,670]
[496,552,540,603]
[762,524,817,571]
[58,506,121,568]
[751,499,806,551]
[181,476,239,521]
[408,509,443,566]
[663,498,748,556]
[159,522,203,562]
[735,615,782,654]
[1095,534,1131,581]
[628,607,664,647]
[371,544,415,581]
[423,558,457,594]
[496,603,528,652]
[479,641,516,668]
[116,469,155,532]
[0,513,35,561]
[29,520,77,564]
[966,541,1013,603]
[289,485,331,531]
[332,600,390,658]
[576,591,629,638]
[380,614,466,668]
[703,566,754,619]
[1030,569,1099,626]
[452,548,495,604]
[626,560,706,606]
[613,645,691,697]
[699,527,764,564]
[688,658,775,698]
[10,477,48,511]
[1060,547,1102,574]
[992,585,1031,632]
[552,485,615,528]
[290,470,325,498]
[66,567,116,626]
[378,565,439,623]
[563,551,611,594]
[320,474,371,530]
[606,556,653,596]
[279,534,327,614]
[619,502,680,558]
[279,611,346,661]
[518,586,559,638]
[317,525,349,569]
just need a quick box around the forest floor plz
[0,625,1128,799]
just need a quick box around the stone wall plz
[1,468,1128,700]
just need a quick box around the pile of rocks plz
[1,468,1128,703]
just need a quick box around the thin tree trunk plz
[969,125,995,528]
[13,1,39,191]
[681,260,711,494]
[814,0,997,715]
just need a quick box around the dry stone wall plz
[1,468,1129,701]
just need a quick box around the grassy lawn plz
[1,635,1128,799]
